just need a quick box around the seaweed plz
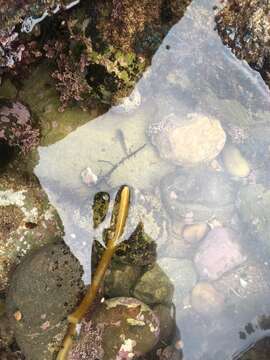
[56,185,130,360]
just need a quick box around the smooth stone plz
[133,264,174,305]
[191,282,224,316]
[194,227,246,280]
[182,223,210,243]
[104,263,141,298]
[70,297,160,360]
[157,258,198,306]
[222,144,250,177]
[149,113,226,167]
[6,242,84,360]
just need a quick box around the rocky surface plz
[70,297,160,360]
[0,99,40,154]
[0,168,63,291]
[149,113,226,167]
[6,242,84,360]
[215,0,270,90]
[194,227,246,280]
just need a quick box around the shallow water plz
[2,0,270,358]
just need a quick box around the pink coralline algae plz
[68,320,104,360]
[0,100,40,153]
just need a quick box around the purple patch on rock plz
[0,100,40,154]
[194,227,246,280]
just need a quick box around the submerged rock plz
[133,264,174,305]
[237,184,270,251]
[6,242,84,360]
[194,227,246,280]
[104,263,141,298]
[149,113,226,167]
[182,223,210,244]
[214,260,270,313]
[191,282,224,316]
[161,169,235,224]
[70,297,160,360]
[222,144,251,178]
[157,258,197,306]
[0,169,63,291]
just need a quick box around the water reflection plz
[30,0,270,358]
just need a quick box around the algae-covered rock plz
[161,169,235,224]
[93,221,157,270]
[133,263,174,305]
[115,222,158,266]
[6,242,84,360]
[70,297,160,360]
[104,263,141,298]
[19,63,103,146]
[0,169,63,291]
[149,113,226,167]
